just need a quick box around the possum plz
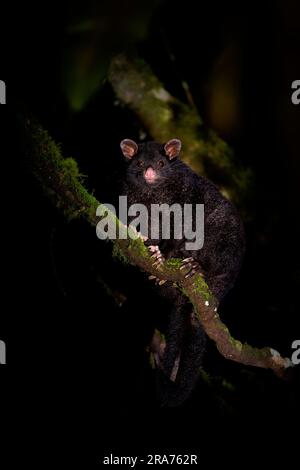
[119,138,245,406]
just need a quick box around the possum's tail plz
[150,305,207,407]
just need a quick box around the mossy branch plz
[108,54,253,209]
[26,118,291,376]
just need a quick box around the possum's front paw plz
[144,240,167,284]
[147,246,167,284]
[144,239,165,266]
[148,245,166,266]
[180,257,205,279]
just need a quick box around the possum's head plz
[120,139,181,188]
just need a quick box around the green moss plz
[77,187,99,220]
[198,368,212,386]
[218,322,244,352]
[128,237,149,257]
[243,344,271,360]
[228,336,243,351]
[192,275,212,301]
[28,121,100,224]
[149,353,156,369]
[154,328,165,343]
[221,379,235,392]
[112,243,130,265]
[60,157,80,178]
[165,258,182,269]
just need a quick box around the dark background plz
[1,0,300,465]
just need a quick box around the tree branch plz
[25,118,291,376]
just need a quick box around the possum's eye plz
[137,160,144,167]
[158,160,165,168]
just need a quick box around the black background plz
[1,0,300,466]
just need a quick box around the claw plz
[148,274,160,285]
[151,250,163,260]
[180,256,204,279]
[152,259,164,267]
[180,257,196,270]
[180,263,190,270]
[149,246,165,266]
[148,274,167,285]
[185,269,197,279]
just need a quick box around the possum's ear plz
[120,139,138,160]
[164,139,181,159]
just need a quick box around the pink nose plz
[144,166,157,182]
